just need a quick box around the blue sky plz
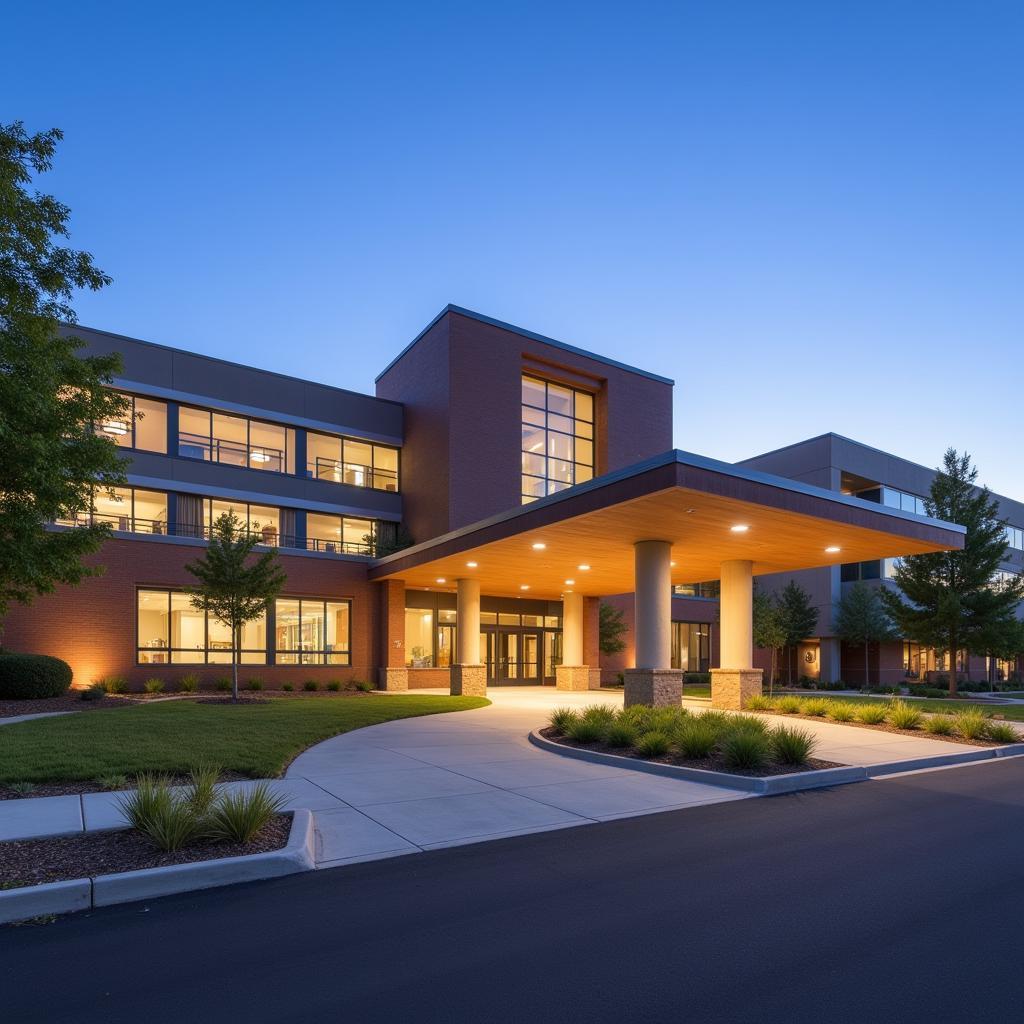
[5,1,1022,494]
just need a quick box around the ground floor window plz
[671,622,712,673]
[274,598,351,664]
[137,588,267,664]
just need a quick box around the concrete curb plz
[0,878,92,926]
[529,731,1024,795]
[1,811,316,926]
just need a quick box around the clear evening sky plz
[5,2,1022,496]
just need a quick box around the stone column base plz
[711,668,763,710]
[555,665,591,691]
[623,668,684,707]
[377,667,408,692]
[450,664,487,697]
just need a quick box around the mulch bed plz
[0,770,251,802]
[756,711,1011,746]
[133,690,376,701]
[0,695,141,719]
[0,813,292,890]
[539,727,842,777]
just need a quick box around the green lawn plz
[785,693,1024,722]
[0,695,489,783]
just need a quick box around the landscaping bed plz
[0,769,250,801]
[0,695,141,719]
[0,814,291,890]
[545,704,837,777]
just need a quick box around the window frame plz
[305,430,401,493]
[178,405,294,475]
[273,597,352,665]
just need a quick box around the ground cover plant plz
[546,704,823,775]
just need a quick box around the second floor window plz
[59,486,168,535]
[178,406,295,474]
[306,432,399,492]
[99,392,168,453]
[521,375,594,504]
[306,513,375,555]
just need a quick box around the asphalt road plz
[4,759,1024,1024]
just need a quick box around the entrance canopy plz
[369,450,965,599]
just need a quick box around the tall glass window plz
[98,392,167,453]
[671,622,712,673]
[137,588,267,664]
[405,608,435,668]
[274,598,351,665]
[306,432,400,492]
[178,406,295,474]
[203,499,282,546]
[521,375,594,503]
[59,486,168,535]
[306,513,375,554]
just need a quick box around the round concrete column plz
[634,540,672,669]
[561,591,584,666]
[456,577,481,665]
[719,559,754,670]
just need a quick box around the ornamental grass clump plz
[674,719,720,759]
[549,707,579,734]
[634,731,671,757]
[953,710,989,741]
[179,673,200,693]
[143,678,165,694]
[923,714,955,736]
[721,729,771,770]
[102,675,128,695]
[887,700,923,731]
[619,705,656,733]
[564,715,606,743]
[986,721,1018,743]
[775,696,802,715]
[580,704,617,728]
[856,703,888,725]
[799,698,829,718]
[744,694,775,712]
[603,721,638,748]
[770,725,817,766]
[118,774,207,852]
[206,783,285,843]
[826,702,856,722]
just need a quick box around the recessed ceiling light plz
[670,561,676,567]
[577,564,591,571]
[730,524,749,533]
[466,561,478,567]
[564,579,575,586]
[532,542,546,550]
[686,508,697,514]
[520,584,530,591]
[435,577,446,584]
[825,546,841,554]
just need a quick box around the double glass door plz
[481,628,543,684]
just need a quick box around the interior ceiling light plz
[249,451,271,463]
[101,420,128,436]
[730,524,749,533]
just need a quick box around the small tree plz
[185,512,286,701]
[753,588,786,695]
[777,580,819,686]
[0,121,130,625]
[833,583,895,689]
[599,602,628,656]
[882,449,1024,696]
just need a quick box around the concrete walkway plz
[0,688,996,869]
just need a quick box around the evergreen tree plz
[0,122,130,625]
[777,580,819,685]
[185,512,286,701]
[833,582,895,688]
[753,587,787,695]
[599,601,628,656]
[881,449,1024,696]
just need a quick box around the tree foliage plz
[185,512,287,701]
[881,449,1024,696]
[599,601,628,655]
[833,582,895,688]
[752,587,787,693]
[776,580,819,685]
[0,121,129,624]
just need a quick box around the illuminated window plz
[671,622,712,673]
[306,513,375,554]
[59,487,168,535]
[306,432,400,492]
[405,608,435,668]
[99,393,167,453]
[178,406,295,474]
[521,375,594,504]
[274,598,351,665]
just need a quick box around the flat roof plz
[374,305,676,386]
[369,450,965,599]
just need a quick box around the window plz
[878,488,928,516]
[202,499,282,546]
[841,560,883,583]
[179,406,295,474]
[306,432,400,492]
[59,486,168,535]
[405,608,435,667]
[1004,526,1024,551]
[437,609,457,669]
[671,622,712,673]
[521,375,595,504]
[137,588,267,664]
[673,581,720,599]
[306,513,375,554]
[98,393,167,453]
[274,598,351,664]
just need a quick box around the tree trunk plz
[948,630,957,697]
[769,649,777,696]
[787,646,793,687]
[864,642,870,690]
[232,622,239,703]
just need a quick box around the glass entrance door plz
[483,628,545,684]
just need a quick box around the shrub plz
[953,710,989,741]
[8,781,38,796]
[826,702,856,722]
[721,730,770,770]
[206,783,285,843]
[923,714,955,736]
[214,677,232,692]
[635,730,671,757]
[683,672,711,685]
[245,678,264,692]
[549,707,579,734]
[604,721,638,748]
[101,674,129,695]
[304,680,319,692]
[646,706,687,733]
[675,719,719,758]
[0,653,73,699]
[856,703,888,725]
[800,698,829,718]
[282,682,294,692]
[744,694,775,712]
[565,716,605,743]
[354,680,374,693]
[118,774,206,852]
[80,682,106,701]
[186,764,221,816]
[580,704,617,727]
[179,673,200,693]
[888,700,923,730]
[986,721,1018,743]
[143,678,166,694]
[327,680,342,692]
[776,696,802,715]
[95,773,129,791]
[771,725,817,765]
[619,705,656,733]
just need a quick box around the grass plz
[0,695,490,783]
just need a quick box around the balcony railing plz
[308,457,398,492]
[56,513,168,534]
[178,432,285,473]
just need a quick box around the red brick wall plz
[1,537,379,690]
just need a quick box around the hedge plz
[0,653,73,699]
